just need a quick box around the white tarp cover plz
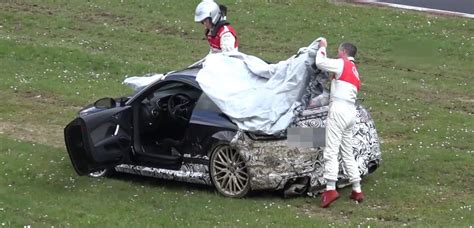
[122,73,165,91]
[196,39,322,134]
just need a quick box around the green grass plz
[0,0,473,226]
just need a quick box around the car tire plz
[88,168,114,178]
[209,144,250,198]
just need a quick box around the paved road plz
[378,0,474,14]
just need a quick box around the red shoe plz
[320,190,340,208]
[350,191,364,203]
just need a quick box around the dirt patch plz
[74,9,134,27]
[380,132,411,145]
[1,1,57,16]
[149,22,184,36]
[294,200,407,226]
[0,91,75,149]
[0,120,64,148]
[17,90,77,108]
[296,201,351,224]
[364,56,445,78]
[413,89,474,115]
[72,10,184,36]
[457,98,474,103]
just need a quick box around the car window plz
[142,82,193,103]
[193,93,221,112]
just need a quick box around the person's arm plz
[315,46,343,75]
[220,32,237,53]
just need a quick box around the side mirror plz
[94,98,116,109]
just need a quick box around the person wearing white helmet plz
[194,0,238,53]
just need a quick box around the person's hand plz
[319,38,327,48]
[317,37,327,48]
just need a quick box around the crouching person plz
[315,38,364,208]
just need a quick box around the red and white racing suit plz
[315,47,361,183]
[207,23,238,53]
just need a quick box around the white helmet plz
[194,0,222,24]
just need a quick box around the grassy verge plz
[0,0,472,226]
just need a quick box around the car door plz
[64,105,132,175]
[182,93,238,156]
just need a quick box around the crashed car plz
[64,64,381,198]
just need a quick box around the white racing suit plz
[315,47,361,183]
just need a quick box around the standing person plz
[315,38,364,208]
[194,0,238,53]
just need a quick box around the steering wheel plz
[140,95,168,132]
[167,93,192,122]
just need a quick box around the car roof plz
[166,66,200,78]
[163,66,201,86]
[126,66,202,104]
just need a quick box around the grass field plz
[0,0,473,226]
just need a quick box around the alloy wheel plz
[210,145,250,198]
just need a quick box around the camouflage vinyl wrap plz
[231,105,381,193]
[115,162,211,185]
[111,104,380,195]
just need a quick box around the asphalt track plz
[379,0,474,14]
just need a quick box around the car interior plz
[138,82,202,157]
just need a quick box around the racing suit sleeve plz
[220,32,238,53]
[315,47,344,78]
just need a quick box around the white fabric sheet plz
[197,39,321,134]
[123,73,165,92]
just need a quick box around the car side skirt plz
[114,163,212,185]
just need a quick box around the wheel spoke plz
[216,172,229,181]
[234,176,243,191]
[235,160,245,167]
[236,169,248,179]
[215,169,228,176]
[221,174,230,189]
[214,159,228,168]
[213,165,228,173]
[235,177,247,187]
[236,153,245,162]
[221,150,232,164]
[230,176,236,193]
[227,148,235,163]
[220,150,228,163]
[236,180,246,192]
[217,152,228,164]
[225,176,232,191]
[227,176,233,193]
[230,149,238,162]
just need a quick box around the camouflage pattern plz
[111,104,381,196]
[231,104,381,195]
[231,131,322,190]
[115,162,211,185]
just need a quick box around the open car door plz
[64,105,132,175]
